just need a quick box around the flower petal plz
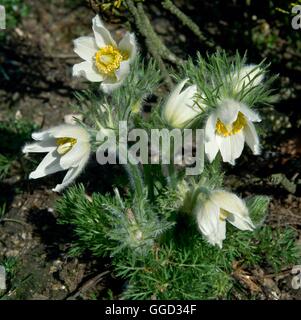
[216,219,226,248]
[99,61,129,93]
[115,60,130,81]
[229,131,245,159]
[23,140,56,153]
[231,64,264,93]
[216,131,245,165]
[29,150,62,179]
[118,32,137,63]
[244,121,260,155]
[211,190,248,217]
[216,99,240,125]
[60,141,90,169]
[162,79,188,122]
[211,190,254,233]
[51,125,90,142]
[240,103,261,122]
[163,79,201,128]
[195,199,223,247]
[205,139,219,163]
[73,36,98,63]
[32,128,56,141]
[167,79,188,106]
[92,15,116,48]
[73,61,104,82]
[52,154,89,192]
[227,212,255,231]
[216,136,232,164]
[100,78,125,93]
[205,114,217,142]
[172,85,199,127]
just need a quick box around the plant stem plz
[0,218,28,227]
[125,0,174,88]
[162,0,214,48]
[123,158,145,199]
[143,164,155,202]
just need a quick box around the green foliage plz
[109,193,298,299]
[0,119,37,155]
[0,256,40,300]
[0,257,17,276]
[114,224,299,300]
[0,119,37,179]
[0,0,29,40]
[246,195,270,227]
[0,202,7,219]
[0,256,18,299]
[56,182,299,299]
[0,154,12,180]
[50,52,300,299]
[56,184,174,257]
[73,56,161,134]
[178,51,275,115]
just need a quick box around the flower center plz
[215,112,246,137]
[94,45,127,75]
[219,209,230,221]
[56,137,77,155]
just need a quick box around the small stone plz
[179,34,186,42]
[12,92,20,102]
[15,110,22,120]
[154,18,170,35]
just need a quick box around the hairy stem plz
[125,0,174,88]
[162,0,214,48]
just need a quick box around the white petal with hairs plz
[230,64,264,93]
[162,79,204,128]
[195,190,254,248]
[23,125,91,192]
[72,15,137,93]
[205,98,261,165]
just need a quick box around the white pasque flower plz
[195,190,255,248]
[205,98,261,165]
[23,125,91,192]
[162,79,203,129]
[72,15,137,93]
[230,64,264,93]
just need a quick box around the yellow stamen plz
[114,0,122,8]
[219,209,230,221]
[215,112,246,137]
[94,45,128,75]
[56,137,77,155]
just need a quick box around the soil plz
[0,0,300,300]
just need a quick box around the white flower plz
[230,64,264,93]
[23,125,91,192]
[205,98,261,165]
[195,190,255,248]
[162,79,203,128]
[72,15,137,93]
